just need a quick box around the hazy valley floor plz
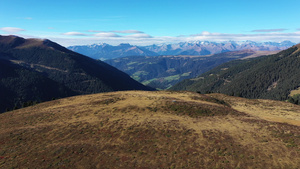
[0,91,299,168]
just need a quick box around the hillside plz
[171,44,300,101]
[105,50,278,89]
[0,91,299,168]
[0,59,75,112]
[0,35,152,112]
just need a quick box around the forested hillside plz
[0,59,75,112]
[171,44,300,101]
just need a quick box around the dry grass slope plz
[0,91,299,168]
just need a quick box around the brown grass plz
[241,50,280,60]
[290,87,300,97]
[209,93,300,126]
[0,91,299,168]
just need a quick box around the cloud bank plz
[94,32,121,37]
[112,30,144,34]
[187,31,300,43]
[61,30,152,39]
[62,32,88,36]
[125,33,152,38]
[3,27,300,47]
[251,29,288,32]
[0,27,25,33]
[49,30,300,47]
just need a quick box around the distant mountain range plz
[68,43,157,60]
[105,50,278,89]
[0,35,152,112]
[171,43,300,101]
[68,40,296,60]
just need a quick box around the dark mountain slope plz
[0,35,151,93]
[0,59,75,112]
[0,35,153,112]
[171,44,300,101]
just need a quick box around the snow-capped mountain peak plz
[68,40,296,60]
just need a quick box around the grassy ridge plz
[0,91,299,168]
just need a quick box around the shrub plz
[288,94,300,105]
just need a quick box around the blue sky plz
[1,0,300,46]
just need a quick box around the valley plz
[105,50,278,90]
[0,36,299,169]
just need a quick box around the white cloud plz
[62,32,88,36]
[87,30,144,34]
[202,31,211,36]
[191,31,222,37]
[251,29,287,32]
[49,31,300,47]
[112,30,144,34]
[94,32,121,37]
[87,30,104,33]
[0,27,25,33]
[17,29,300,47]
[177,35,188,37]
[186,32,300,43]
[125,33,152,38]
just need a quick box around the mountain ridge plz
[68,43,157,60]
[68,40,296,60]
